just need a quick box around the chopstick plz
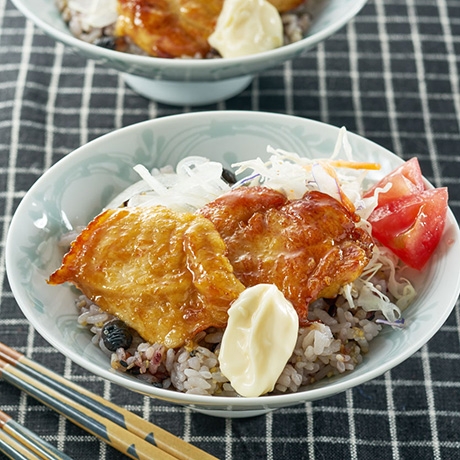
[0,343,217,460]
[0,428,42,460]
[0,410,72,460]
[0,357,174,460]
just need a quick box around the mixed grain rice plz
[77,291,384,396]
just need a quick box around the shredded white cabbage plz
[110,127,416,326]
[340,244,416,325]
[232,127,374,212]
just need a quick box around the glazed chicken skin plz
[199,187,374,324]
[48,206,245,349]
[116,0,224,58]
[116,0,308,58]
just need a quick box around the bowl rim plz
[6,110,460,408]
[11,0,369,70]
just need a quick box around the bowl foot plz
[190,406,275,418]
[122,74,253,106]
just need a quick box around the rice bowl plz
[6,111,460,417]
[11,0,368,105]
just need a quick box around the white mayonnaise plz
[68,0,118,29]
[208,0,284,58]
[219,284,299,397]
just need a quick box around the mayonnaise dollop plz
[208,0,284,58]
[219,284,299,397]
[68,0,118,29]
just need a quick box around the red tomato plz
[368,188,448,270]
[363,157,425,207]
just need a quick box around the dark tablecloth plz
[1,0,460,459]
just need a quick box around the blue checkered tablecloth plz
[1,1,460,458]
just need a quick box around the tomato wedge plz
[368,188,448,270]
[363,157,425,207]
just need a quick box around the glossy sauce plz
[116,0,223,58]
[48,206,245,349]
[199,188,374,323]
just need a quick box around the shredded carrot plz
[328,160,381,170]
[320,163,357,215]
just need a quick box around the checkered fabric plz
[1,0,460,458]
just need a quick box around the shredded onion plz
[107,156,231,213]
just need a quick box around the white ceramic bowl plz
[6,111,460,418]
[11,0,368,105]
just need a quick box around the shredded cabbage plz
[340,244,416,325]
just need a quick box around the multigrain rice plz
[56,0,326,57]
[76,289,385,397]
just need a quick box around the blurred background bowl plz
[6,111,460,418]
[11,0,368,105]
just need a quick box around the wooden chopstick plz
[0,343,217,460]
[0,410,72,460]
[0,356,175,460]
[0,428,42,460]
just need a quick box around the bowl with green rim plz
[10,0,368,105]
